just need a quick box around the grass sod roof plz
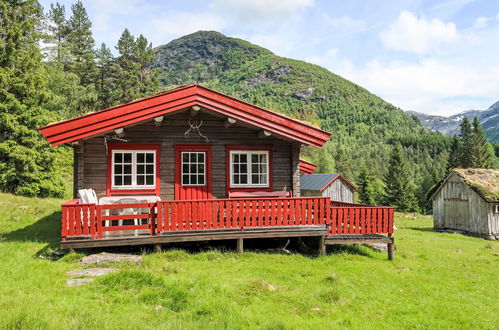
[429,168,499,202]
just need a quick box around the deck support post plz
[237,238,244,253]
[319,236,326,256]
[387,234,394,261]
[154,243,162,253]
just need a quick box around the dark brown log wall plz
[80,112,300,200]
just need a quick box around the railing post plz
[96,205,103,239]
[150,202,156,236]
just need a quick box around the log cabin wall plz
[432,172,498,239]
[80,112,298,200]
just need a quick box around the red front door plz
[174,145,212,200]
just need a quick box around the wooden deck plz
[60,197,395,259]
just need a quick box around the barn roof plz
[38,85,331,147]
[300,173,357,191]
[429,168,499,202]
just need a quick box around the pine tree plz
[470,116,492,168]
[135,34,160,95]
[0,0,65,197]
[95,42,114,109]
[458,117,473,168]
[447,135,461,170]
[384,144,418,212]
[66,0,95,86]
[357,164,375,205]
[114,28,140,103]
[45,2,69,64]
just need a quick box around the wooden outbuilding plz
[300,173,357,203]
[429,168,499,240]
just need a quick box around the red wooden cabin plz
[39,85,394,258]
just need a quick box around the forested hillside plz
[153,31,454,211]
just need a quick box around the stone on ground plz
[79,252,142,265]
[67,278,95,287]
[67,268,117,277]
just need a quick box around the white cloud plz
[331,57,499,115]
[211,0,314,23]
[380,11,459,54]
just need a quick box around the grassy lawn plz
[0,192,497,329]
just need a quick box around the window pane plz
[137,165,144,174]
[124,176,132,185]
[240,154,247,162]
[240,175,247,184]
[124,153,132,163]
[240,164,247,173]
[115,165,122,174]
[233,164,239,174]
[114,153,122,163]
[183,153,189,162]
[252,174,259,184]
[115,176,122,185]
[146,165,154,174]
[198,153,204,162]
[233,154,239,162]
[233,175,239,184]
[137,175,145,185]
[190,153,196,162]
[198,175,204,185]
[190,175,197,185]
[190,164,197,174]
[146,153,154,163]
[183,164,189,174]
[137,153,145,163]
[260,154,267,163]
[198,164,204,173]
[252,164,259,173]
[260,164,267,173]
[260,174,267,184]
[146,175,154,185]
[251,154,259,163]
[124,165,132,174]
[182,175,189,185]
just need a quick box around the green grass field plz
[0,192,497,329]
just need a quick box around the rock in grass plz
[67,268,117,277]
[67,278,95,287]
[79,253,142,265]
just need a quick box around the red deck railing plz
[61,197,394,240]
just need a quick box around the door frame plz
[174,144,212,200]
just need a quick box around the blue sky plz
[39,0,499,116]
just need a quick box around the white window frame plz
[181,151,206,186]
[229,150,269,188]
[111,150,156,190]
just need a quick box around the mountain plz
[407,102,499,142]
[151,31,451,204]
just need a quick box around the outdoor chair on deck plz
[116,197,141,226]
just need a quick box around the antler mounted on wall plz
[184,119,209,143]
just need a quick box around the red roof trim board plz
[299,159,317,175]
[320,174,358,191]
[38,85,331,148]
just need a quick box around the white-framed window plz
[494,204,499,214]
[230,150,269,187]
[112,150,156,189]
[181,151,206,186]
